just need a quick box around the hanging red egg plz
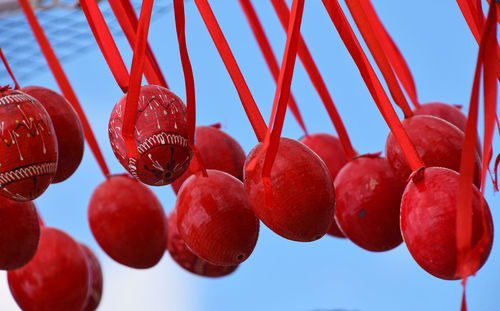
[300,133,348,238]
[109,85,193,186]
[0,196,40,270]
[88,174,167,269]
[21,86,84,183]
[401,167,493,280]
[80,243,103,311]
[244,137,335,242]
[334,154,404,252]
[171,125,246,194]
[413,102,467,132]
[8,227,90,311]
[0,88,58,201]
[167,209,238,277]
[385,115,481,187]
[176,170,259,266]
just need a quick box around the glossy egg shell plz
[334,155,404,252]
[176,170,259,266]
[0,89,58,201]
[171,125,245,194]
[0,196,40,270]
[80,244,103,311]
[300,133,348,238]
[21,86,84,183]
[244,137,335,242]
[401,167,493,280]
[88,175,167,269]
[8,227,90,311]
[167,209,238,277]
[108,85,192,186]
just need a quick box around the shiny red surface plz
[21,86,84,183]
[244,137,335,242]
[413,102,467,131]
[385,115,481,187]
[0,89,58,201]
[80,244,103,311]
[334,155,404,252]
[300,133,348,238]
[176,170,259,266]
[8,227,89,311]
[171,126,246,194]
[0,196,40,270]
[401,167,493,280]
[167,209,238,277]
[108,85,192,186]
[88,174,167,268]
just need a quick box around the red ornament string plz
[322,0,424,175]
[0,47,20,90]
[173,0,207,177]
[270,0,357,160]
[79,0,130,93]
[193,0,267,142]
[107,0,168,88]
[345,0,414,119]
[122,0,155,160]
[456,3,497,310]
[359,1,420,108]
[18,0,110,178]
[238,0,308,135]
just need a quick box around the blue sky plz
[0,0,499,310]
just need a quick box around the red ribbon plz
[322,0,424,174]
[238,0,308,135]
[0,47,20,90]
[18,0,110,178]
[271,0,357,160]
[194,0,267,142]
[173,0,207,177]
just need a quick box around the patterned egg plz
[109,85,192,186]
[0,88,58,201]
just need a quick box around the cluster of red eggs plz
[0,86,103,310]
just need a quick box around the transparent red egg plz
[300,133,348,238]
[0,89,58,201]
[334,154,404,251]
[401,167,493,280]
[8,227,90,311]
[385,115,481,187]
[0,196,40,270]
[176,169,259,266]
[167,209,238,277]
[171,125,245,194]
[88,174,167,269]
[21,86,84,183]
[244,137,335,242]
[80,243,103,311]
[109,85,193,186]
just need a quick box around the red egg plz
[109,85,193,186]
[8,227,90,311]
[300,133,348,238]
[244,137,335,242]
[80,244,103,311]
[385,115,481,187]
[88,174,167,269]
[176,170,259,266]
[334,154,404,251]
[0,89,58,201]
[0,196,40,270]
[401,167,493,280]
[171,125,246,194]
[21,86,84,183]
[413,102,467,131]
[167,209,238,277]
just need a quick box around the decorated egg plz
[21,86,84,183]
[0,88,58,201]
[109,85,192,186]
